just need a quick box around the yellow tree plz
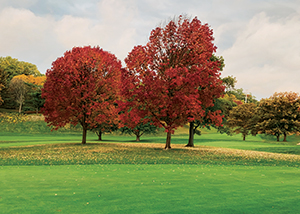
[13,74,46,86]
[256,92,300,141]
[226,103,257,140]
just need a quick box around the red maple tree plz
[121,16,224,149]
[42,46,122,144]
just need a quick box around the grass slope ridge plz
[0,142,299,167]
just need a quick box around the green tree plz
[221,75,258,104]
[119,122,159,142]
[226,103,257,141]
[0,56,41,108]
[186,95,240,147]
[8,78,27,113]
[24,83,44,113]
[256,92,300,141]
[230,88,257,104]
[221,75,237,92]
[0,56,41,83]
[91,122,119,141]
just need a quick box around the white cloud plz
[0,1,139,72]
[220,12,300,99]
[0,7,61,72]
[54,15,100,48]
[1,0,299,100]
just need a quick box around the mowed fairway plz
[1,164,300,214]
[1,129,300,213]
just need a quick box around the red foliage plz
[42,46,122,144]
[118,106,146,129]
[233,99,244,105]
[121,16,224,148]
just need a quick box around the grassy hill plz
[1,114,300,213]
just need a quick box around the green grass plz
[194,131,300,155]
[1,164,299,214]
[1,120,300,213]
[0,142,299,167]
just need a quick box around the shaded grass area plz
[1,164,299,214]
[0,142,299,167]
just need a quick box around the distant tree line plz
[226,91,300,142]
[0,56,45,113]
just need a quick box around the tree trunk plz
[136,135,140,142]
[276,134,280,142]
[283,133,287,142]
[97,131,102,141]
[82,124,87,144]
[134,130,141,142]
[186,122,194,147]
[165,132,171,149]
[243,134,246,141]
[18,102,22,113]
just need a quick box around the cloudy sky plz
[0,0,299,100]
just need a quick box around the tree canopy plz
[256,92,300,141]
[42,46,122,144]
[119,107,159,142]
[0,56,41,84]
[13,74,46,86]
[121,16,224,149]
[226,103,257,140]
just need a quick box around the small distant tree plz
[226,103,257,140]
[256,92,300,141]
[221,75,237,93]
[91,122,119,141]
[9,78,27,113]
[119,123,159,142]
[118,104,160,141]
[42,46,122,144]
[221,75,258,104]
